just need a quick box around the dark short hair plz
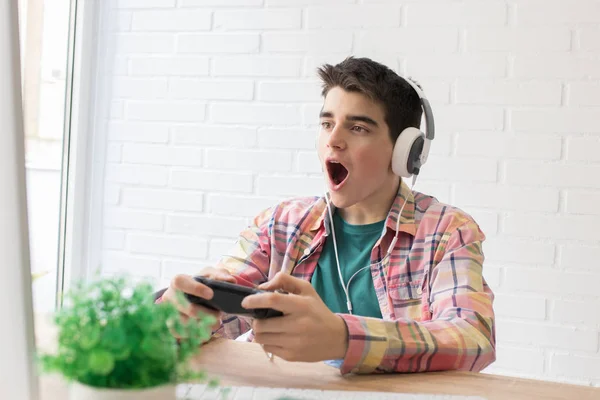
[317,56,422,143]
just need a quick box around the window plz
[18,0,73,311]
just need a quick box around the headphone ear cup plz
[392,127,425,178]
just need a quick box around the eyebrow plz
[319,111,379,128]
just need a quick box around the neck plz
[338,176,401,225]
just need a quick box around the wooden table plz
[36,317,599,400]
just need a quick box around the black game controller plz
[184,276,284,319]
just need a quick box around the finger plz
[252,315,291,335]
[201,268,237,284]
[172,274,214,300]
[241,291,299,315]
[258,272,311,295]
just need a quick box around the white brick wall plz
[92,0,600,387]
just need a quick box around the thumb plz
[204,268,236,283]
[258,272,310,295]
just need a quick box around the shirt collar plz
[309,180,417,236]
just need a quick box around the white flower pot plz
[69,381,176,400]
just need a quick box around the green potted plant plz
[38,275,217,400]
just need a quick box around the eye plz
[320,121,333,130]
[351,125,368,134]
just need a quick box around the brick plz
[258,81,321,102]
[132,10,211,31]
[177,34,259,53]
[263,32,353,53]
[566,189,600,216]
[512,109,600,133]
[559,244,600,271]
[498,320,598,352]
[208,194,281,218]
[307,5,400,29]
[407,55,507,78]
[106,144,122,163]
[567,137,600,162]
[103,230,126,250]
[210,103,302,125]
[108,122,169,143]
[457,81,561,106]
[513,55,600,79]
[482,265,501,289]
[116,0,175,8]
[504,268,600,297]
[110,101,124,119]
[466,28,571,52]
[505,161,600,189]
[258,128,315,149]
[104,184,121,205]
[122,188,204,212]
[103,208,164,231]
[257,176,324,197]
[129,233,208,259]
[209,239,238,262]
[105,55,128,75]
[467,210,498,236]
[551,354,600,381]
[130,56,209,76]
[516,1,600,25]
[456,133,562,160]
[302,103,323,126]
[172,125,257,147]
[489,346,545,375]
[552,299,600,327]
[206,149,293,173]
[171,169,254,193]
[126,101,206,122]
[419,155,498,182]
[427,129,452,155]
[105,164,168,186]
[113,33,175,53]
[169,79,254,101]
[494,294,546,320]
[213,56,302,77]
[111,77,167,99]
[214,9,301,30]
[103,251,161,277]
[180,0,262,5]
[504,213,600,241]
[435,106,504,130]
[413,79,450,104]
[406,1,506,26]
[122,144,202,166]
[267,0,355,5]
[580,27,600,51]
[167,215,248,238]
[569,82,600,106]
[454,184,559,212]
[296,151,322,174]
[108,11,132,32]
[483,237,556,266]
[356,28,458,54]
[162,260,206,281]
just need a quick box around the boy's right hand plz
[161,267,236,337]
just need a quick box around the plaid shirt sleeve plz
[339,218,496,374]
[211,207,274,340]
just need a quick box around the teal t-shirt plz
[311,212,384,318]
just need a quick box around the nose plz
[326,124,346,150]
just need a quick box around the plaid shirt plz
[212,180,496,375]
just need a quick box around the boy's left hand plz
[241,272,348,363]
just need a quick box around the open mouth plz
[326,161,349,186]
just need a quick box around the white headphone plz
[391,77,436,178]
[321,76,435,315]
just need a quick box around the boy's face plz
[317,87,398,211]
